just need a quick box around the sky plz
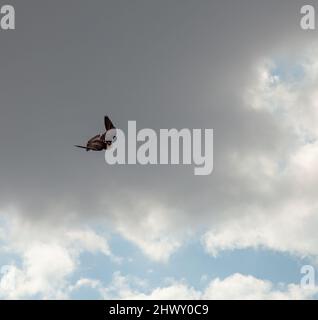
[0,0,318,299]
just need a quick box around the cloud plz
[0,208,114,299]
[1,1,318,298]
[202,274,317,300]
[0,1,313,263]
[0,244,75,299]
[90,272,317,300]
[68,278,102,293]
[202,198,318,258]
[202,46,318,260]
[110,202,182,262]
[105,42,318,262]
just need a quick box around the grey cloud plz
[0,1,316,257]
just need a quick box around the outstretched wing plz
[104,116,117,143]
[104,116,115,131]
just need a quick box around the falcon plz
[75,116,117,151]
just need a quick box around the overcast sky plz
[0,0,318,299]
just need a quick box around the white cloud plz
[110,203,183,262]
[203,46,318,260]
[0,208,115,299]
[100,271,151,300]
[129,283,201,300]
[202,199,318,258]
[1,2,318,300]
[96,272,317,300]
[202,273,317,300]
[104,44,318,264]
[0,244,75,299]
[69,278,102,292]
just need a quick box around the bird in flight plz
[75,116,117,151]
